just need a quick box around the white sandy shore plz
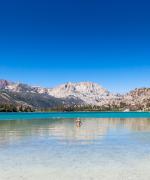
[1,159,150,180]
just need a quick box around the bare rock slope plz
[0,79,149,111]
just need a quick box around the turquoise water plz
[0,114,150,179]
[0,112,150,120]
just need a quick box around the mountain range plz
[0,80,150,111]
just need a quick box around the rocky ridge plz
[0,79,149,111]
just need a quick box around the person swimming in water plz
[76,118,82,127]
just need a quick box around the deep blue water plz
[0,112,150,120]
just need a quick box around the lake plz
[0,112,150,180]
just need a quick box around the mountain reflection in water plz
[0,118,150,145]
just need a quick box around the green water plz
[0,112,150,120]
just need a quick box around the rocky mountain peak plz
[47,82,112,105]
[0,80,10,89]
[48,82,108,98]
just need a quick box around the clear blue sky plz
[0,0,150,93]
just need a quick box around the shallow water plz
[0,117,150,180]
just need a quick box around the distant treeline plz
[36,103,150,112]
[0,104,33,112]
[40,104,124,112]
[0,104,119,112]
[0,103,150,112]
